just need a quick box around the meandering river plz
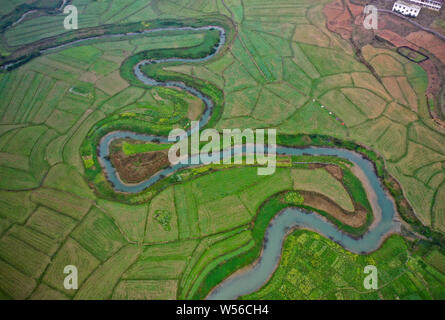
[95,26,400,299]
[206,147,400,299]
[99,135,401,299]
[18,24,401,299]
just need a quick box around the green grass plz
[0,0,63,32]
[424,249,445,274]
[0,259,36,299]
[43,163,95,199]
[71,207,127,262]
[0,0,444,301]
[300,44,367,76]
[144,187,178,243]
[7,224,59,256]
[242,230,445,300]
[0,190,36,223]
[122,141,172,155]
[180,229,253,298]
[98,199,148,243]
[284,191,304,206]
[342,168,372,212]
[291,168,354,212]
[191,167,267,204]
[43,237,100,297]
[0,234,50,278]
[188,195,287,299]
[30,187,92,220]
[26,206,76,240]
[74,245,141,300]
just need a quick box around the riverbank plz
[0,0,69,33]
[206,199,400,299]
[0,15,236,71]
[35,20,436,300]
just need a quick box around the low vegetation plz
[0,0,443,301]
[242,230,445,300]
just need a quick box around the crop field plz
[242,230,445,300]
[0,0,444,301]
[0,159,373,299]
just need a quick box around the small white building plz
[408,0,443,11]
[392,0,421,17]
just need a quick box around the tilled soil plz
[300,190,369,228]
[111,150,170,184]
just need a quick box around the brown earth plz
[325,164,344,180]
[111,150,170,184]
[300,190,368,228]
[420,56,441,97]
[307,163,325,169]
[324,0,354,40]
[305,163,343,180]
[296,163,368,228]
[186,95,205,121]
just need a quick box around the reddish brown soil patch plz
[307,163,325,169]
[324,0,354,40]
[406,31,445,64]
[378,13,418,37]
[325,164,344,180]
[300,191,368,228]
[111,150,170,184]
[306,163,343,180]
[421,59,441,96]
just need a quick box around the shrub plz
[154,209,172,231]
[284,191,304,206]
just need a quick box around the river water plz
[94,25,400,300]
[26,24,401,299]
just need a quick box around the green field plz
[121,141,172,156]
[0,0,444,300]
[243,230,445,300]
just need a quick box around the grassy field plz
[121,141,172,156]
[0,161,375,299]
[242,230,445,300]
[0,0,443,300]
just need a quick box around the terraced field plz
[0,0,444,300]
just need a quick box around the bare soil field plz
[300,190,368,228]
[110,150,170,184]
